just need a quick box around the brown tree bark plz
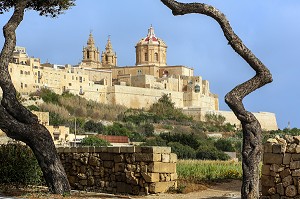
[0,1,70,194]
[161,0,272,198]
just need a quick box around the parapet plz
[57,146,177,195]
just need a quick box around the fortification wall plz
[261,136,300,198]
[57,146,177,195]
[182,108,278,131]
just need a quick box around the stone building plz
[5,25,278,130]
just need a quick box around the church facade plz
[6,26,278,130]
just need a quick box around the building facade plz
[6,25,278,130]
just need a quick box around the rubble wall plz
[261,136,300,198]
[57,146,177,195]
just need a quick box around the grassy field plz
[177,159,242,182]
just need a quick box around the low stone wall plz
[261,135,300,198]
[57,146,177,195]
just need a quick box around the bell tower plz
[101,36,117,67]
[82,32,101,68]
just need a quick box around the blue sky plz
[1,0,299,129]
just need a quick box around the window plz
[87,51,90,59]
[20,70,23,74]
[155,53,158,61]
[69,83,72,86]
[25,84,27,88]
[145,53,148,61]
[10,68,12,73]
[21,83,23,88]
[137,69,142,75]
[79,76,82,83]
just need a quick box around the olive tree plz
[0,0,75,194]
[160,0,273,198]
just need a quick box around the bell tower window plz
[155,53,158,61]
[145,53,148,61]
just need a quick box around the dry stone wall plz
[261,135,300,199]
[57,146,177,195]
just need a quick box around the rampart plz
[57,146,177,195]
[261,135,300,198]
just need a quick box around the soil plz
[0,180,241,199]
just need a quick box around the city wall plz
[261,135,300,198]
[57,146,177,195]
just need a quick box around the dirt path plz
[0,180,242,199]
[135,180,242,199]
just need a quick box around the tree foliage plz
[0,0,75,17]
[81,136,111,147]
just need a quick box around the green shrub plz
[81,137,111,146]
[168,142,196,159]
[27,105,40,111]
[196,145,230,161]
[84,120,105,133]
[0,143,43,186]
[160,133,200,150]
[214,138,235,152]
[141,136,168,146]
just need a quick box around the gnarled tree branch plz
[0,0,70,194]
[161,0,272,198]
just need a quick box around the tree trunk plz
[160,1,273,198]
[0,1,70,194]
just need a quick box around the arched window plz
[145,53,148,61]
[87,51,90,59]
[155,53,159,61]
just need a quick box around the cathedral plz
[5,25,278,130]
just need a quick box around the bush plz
[168,142,196,159]
[141,136,168,147]
[0,143,43,186]
[214,138,235,152]
[81,137,111,146]
[196,145,230,161]
[160,133,200,150]
[84,120,105,133]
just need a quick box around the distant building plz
[5,25,278,130]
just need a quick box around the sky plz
[0,0,299,129]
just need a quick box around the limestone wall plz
[57,146,177,195]
[261,136,300,198]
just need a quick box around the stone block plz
[292,169,300,177]
[107,146,121,153]
[116,182,131,193]
[261,175,275,187]
[149,181,176,193]
[135,153,161,162]
[273,144,285,154]
[296,146,300,153]
[70,147,77,153]
[290,161,300,170]
[94,147,103,153]
[292,154,300,161]
[283,153,292,165]
[270,194,280,199]
[294,136,300,144]
[141,146,171,154]
[103,161,113,168]
[287,143,297,153]
[56,147,64,153]
[170,173,178,181]
[148,162,176,173]
[276,183,284,195]
[262,165,271,176]
[120,146,135,153]
[88,156,100,167]
[282,175,293,187]
[264,143,273,153]
[115,163,125,172]
[161,154,170,163]
[63,147,71,153]
[280,169,291,179]
[263,153,283,165]
[100,153,114,161]
[114,154,124,163]
[270,164,284,172]
[169,153,177,163]
[142,172,160,182]
[286,185,297,197]
[261,186,273,196]
[77,147,89,153]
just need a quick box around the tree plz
[161,1,272,198]
[0,0,75,194]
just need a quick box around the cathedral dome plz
[137,25,166,46]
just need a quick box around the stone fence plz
[57,146,177,195]
[261,135,300,198]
